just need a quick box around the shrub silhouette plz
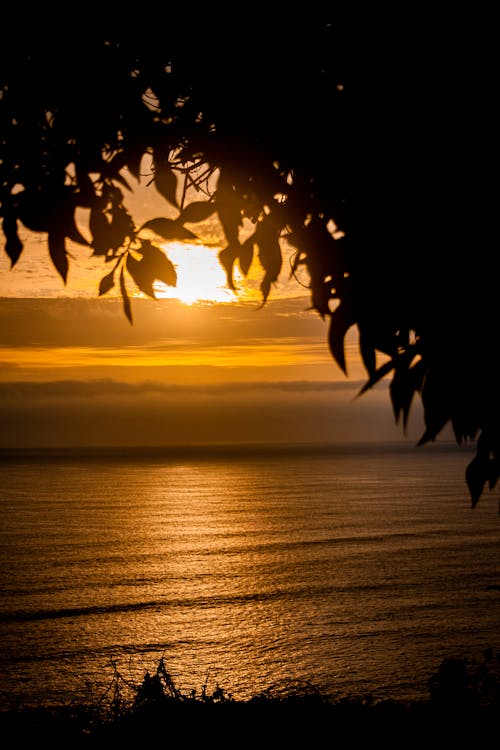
[2,652,499,744]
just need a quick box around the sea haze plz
[0,442,498,708]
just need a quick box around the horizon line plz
[0,439,470,462]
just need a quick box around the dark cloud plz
[0,375,425,450]
[0,296,328,348]
[0,378,376,400]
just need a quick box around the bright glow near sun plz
[154,243,241,305]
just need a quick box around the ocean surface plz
[0,442,499,709]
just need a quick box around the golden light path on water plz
[2,447,498,708]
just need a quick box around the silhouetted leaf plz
[112,171,133,192]
[177,200,217,224]
[127,254,155,297]
[214,181,242,244]
[259,240,282,303]
[127,241,177,298]
[358,330,377,377]
[103,184,124,207]
[139,217,197,241]
[90,208,112,255]
[125,145,145,181]
[101,150,132,191]
[90,205,134,255]
[390,371,406,424]
[138,240,177,286]
[120,267,132,324]
[488,459,500,491]
[466,455,489,508]
[451,413,479,445]
[75,168,95,207]
[357,359,396,396]
[328,303,356,374]
[103,152,129,178]
[289,219,348,292]
[2,214,23,267]
[153,150,178,207]
[256,219,282,303]
[389,356,423,431]
[311,283,333,319]
[48,228,68,283]
[239,235,255,276]
[404,359,426,429]
[417,372,450,445]
[98,269,115,296]
[16,193,50,232]
[60,207,89,246]
[109,205,135,249]
[66,225,89,246]
[219,244,239,290]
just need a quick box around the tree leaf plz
[450,412,479,444]
[127,241,177,298]
[177,200,217,224]
[66,224,89,246]
[112,171,133,192]
[48,227,68,283]
[75,168,95,207]
[465,454,489,508]
[60,206,89,246]
[16,193,50,232]
[125,145,145,181]
[98,269,115,296]
[488,458,499,491]
[358,329,377,378]
[311,282,333,319]
[328,302,356,374]
[256,220,282,303]
[403,359,426,429]
[90,208,112,255]
[127,255,155,298]
[138,240,177,287]
[103,184,124,206]
[214,181,242,244]
[239,234,255,276]
[357,359,396,396]
[153,149,178,207]
[120,267,132,324]
[417,371,450,445]
[103,151,129,178]
[389,357,422,431]
[108,205,135,250]
[259,241,282,303]
[2,214,23,267]
[139,217,197,241]
[219,244,239,290]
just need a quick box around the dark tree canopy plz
[0,9,498,506]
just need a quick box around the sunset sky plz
[0,179,431,450]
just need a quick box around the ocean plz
[0,442,499,709]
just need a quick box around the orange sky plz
[0,179,429,450]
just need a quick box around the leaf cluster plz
[1,10,498,505]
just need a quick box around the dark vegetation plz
[1,650,499,745]
[0,9,498,505]
[1,12,498,744]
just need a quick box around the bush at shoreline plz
[1,650,499,745]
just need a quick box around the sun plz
[153,243,241,305]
